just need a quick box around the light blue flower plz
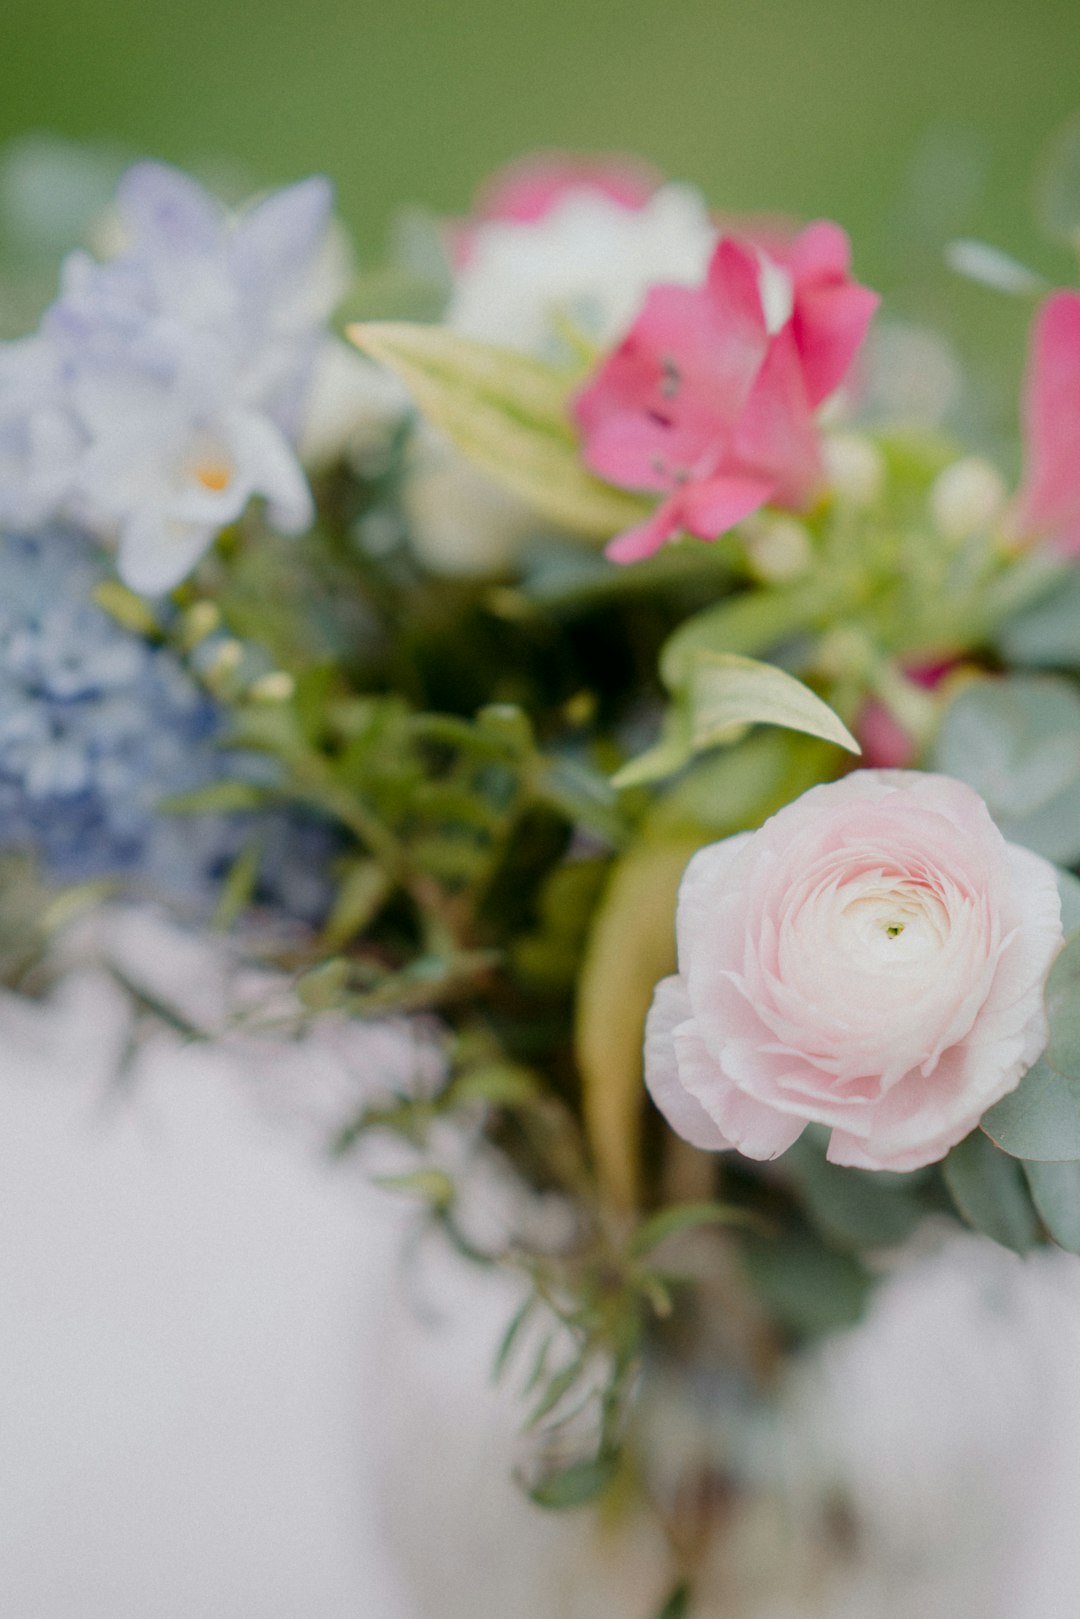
[0,524,332,915]
[0,163,340,594]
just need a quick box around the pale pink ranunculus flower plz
[645,770,1062,1172]
[1013,290,1080,555]
[573,224,878,563]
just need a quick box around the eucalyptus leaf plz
[996,566,1080,667]
[347,322,650,538]
[1024,1160,1080,1253]
[781,1133,924,1249]
[740,1231,874,1338]
[1046,930,1080,1079]
[981,1056,1080,1161]
[1056,867,1080,936]
[943,1130,1039,1251]
[932,675,1080,863]
[687,653,860,756]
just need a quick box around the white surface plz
[3,953,1080,1619]
[0,971,410,1619]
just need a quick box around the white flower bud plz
[823,433,885,509]
[929,457,1008,543]
[744,514,813,583]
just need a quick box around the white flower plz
[445,181,717,355]
[0,162,339,593]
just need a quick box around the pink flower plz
[573,225,878,563]
[473,151,660,226]
[449,151,659,268]
[1013,291,1080,554]
[856,660,957,769]
[645,770,1062,1172]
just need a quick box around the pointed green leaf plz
[944,1130,1039,1251]
[652,1583,691,1619]
[687,653,860,755]
[347,321,650,538]
[659,584,830,692]
[630,1200,756,1257]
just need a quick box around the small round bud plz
[249,671,296,703]
[744,514,813,583]
[929,457,1007,543]
[181,600,221,648]
[205,638,244,678]
[815,626,874,682]
[823,433,886,509]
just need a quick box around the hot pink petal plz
[788,222,880,407]
[1014,291,1080,553]
[604,497,685,562]
[678,474,774,538]
[733,326,823,508]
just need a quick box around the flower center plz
[838,881,948,966]
[193,459,232,493]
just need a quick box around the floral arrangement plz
[4,138,1080,1609]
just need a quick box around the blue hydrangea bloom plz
[0,524,330,914]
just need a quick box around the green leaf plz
[1024,1159,1080,1252]
[321,860,393,951]
[943,1130,1039,1251]
[1056,867,1080,936]
[1046,930,1080,1077]
[630,1200,755,1258]
[659,585,830,692]
[652,1582,692,1619]
[296,957,351,1010]
[493,1294,537,1381]
[982,1056,1080,1161]
[158,779,272,815]
[347,322,650,538]
[528,1355,587,1428]
[92,579,162,637]
[932,674,1080,864]
[576,836,698,1211]
[740,1231,874,1339]
[996,566,1080,667]
[781,1132,925,1250]
[447,1062,542,1107]
[372,1168,456,1208]
[609,705,694,790]
[526,1452,619,1510]
[686,653,860,755]
[212,841,261,930]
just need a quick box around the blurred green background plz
[3,0,1080,426]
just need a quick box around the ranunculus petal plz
[643,977,733,1151]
